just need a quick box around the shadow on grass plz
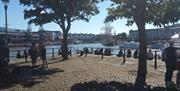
[0,64,64,89]
[71,80,165,91]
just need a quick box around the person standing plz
[41,44,48,68]
[29,42,38,68]
[164,41,177,85]
[23,50,28,62]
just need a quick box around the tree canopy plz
[115,32,128,40]
[106,0,180,27]
[19,0,102,32]
[19,0,103,60]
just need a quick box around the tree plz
[116,32,128,41]
[105,0,180,88]
[19,0,103,60]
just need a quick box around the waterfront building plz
[128,24,180,43]
[0,27,62,45]
[69,33,96,43]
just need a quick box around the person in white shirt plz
[147,49,153,60]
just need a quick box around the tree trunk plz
[134,0,147,88]
[135,22,147,88]
[62,31,68,60]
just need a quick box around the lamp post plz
[2,0,9,43]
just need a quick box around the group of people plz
[77,47,112,57]
[77,47,89,57]
[29,42,48,68]
[116,41,180,87]
[116,48,154,60]
[16,42,48,68]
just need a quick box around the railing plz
[10,47,162,69]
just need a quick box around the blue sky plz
[0,0,158,34]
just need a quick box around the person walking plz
[29,42,38,68]
[133,49,138,59]
[41,44,48,68]
[163,41,177,85]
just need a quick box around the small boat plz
[101,41,116,46]
[150,43,164,49]
[119,41,139,49]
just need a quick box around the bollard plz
[70,47,72,56]
[52,48,54,59]
[101,48,104,59]
[154,51,157,69]
[123,49,126,63]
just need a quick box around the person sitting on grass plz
[117,49,123,57]
[16,50,22,59]
[98,48,103,55]
[94,48,99,55]
[104,48,108,56]
[147,49,154,60]
[133,49,138,59]
[83,47,89,57]
[78,50,84,57]
[127,49,132,58]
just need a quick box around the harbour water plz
[9,43,119,59]
[9,43,162,60]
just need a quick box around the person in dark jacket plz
[41,44,48,68]
[29,42,38,68]
[164,41,177,85]
[133,49,138,58]
[16,50,22,59]
[127,49,132,58]
[117,49,123,57]
[83,47,89,57]
[23,50,28,62]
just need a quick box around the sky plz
[0,0,158,34]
